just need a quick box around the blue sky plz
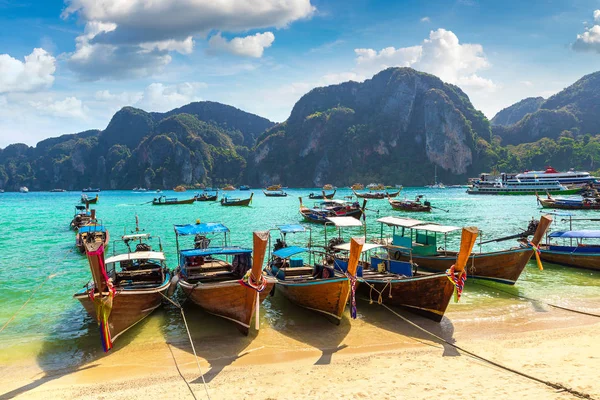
[2,0,600,147]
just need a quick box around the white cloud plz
[573,10,600,53]
[32,97,88,119]
[62,0,314,79]
[321,72,364,85]
[354,28,495,92]
[520,80,533,87]
[208,32,275,58]
[420,16,431,23]
[94,89,142,104]
[135,82,207,112]
[0,48,56,93]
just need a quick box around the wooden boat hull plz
[81,198,98,204]
[390,203,431,212]
[179,277,275,335]
[263,190,288,197]
[74,279,170,343]
[539,246,600,271]
[539,199,600,210]
[354,190,400,199]
[152,198,196,205]
[358,272,455,322]
[221,199,252,206]
[76,231,110,254]
[196,195,217,201]
[275,277,350,320]
[309,190,336,200]
[300,208,363,224]
[395,247,534,285]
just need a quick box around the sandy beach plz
[1,295,599,400]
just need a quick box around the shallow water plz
[0,188,598,371]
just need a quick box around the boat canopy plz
[377,216,424,228]
[413,224,460,234]
[122,233,151,240]
[333,242,383,253]
[79,225,106,233]
[548,230,600,239]
[106,251,165,264]
[174,222,229,236]
[180,246,251,257]
[273,246,308,258]
[326,216,363,227]
[277,224,306,234]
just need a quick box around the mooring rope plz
[379,303,595,400]
[470,279,600,318]
[0,250,73,334]
[159,292,211,400]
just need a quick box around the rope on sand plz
[471,279,600,318]
[379,303,595,400]
[159,292,211,400]
[0,250,73,334]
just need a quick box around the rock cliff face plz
[249,68,489,186]
[490,97,544,127]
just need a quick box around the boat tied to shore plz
[195,190,218,202]
[327,216,479,321]
[174,222,275,334]
[309,189,336,199]
[536,192,600,210]
[152,195,196,205]
[221,193,254,206]
[388,195,432,212]
[266,224,359,322]
[353,189,401,199]
[81,194,98,204]
[299,197,365,223]
[263,189,288,197]
[74,226,171,350]
[375,215,552,285]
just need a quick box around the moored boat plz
[239,185,251,190]
[266,224,356,322]
[152,195,196,205]
[266,184,282,191]
[468,177,580,195]
[329,217,479,322]
[174,222,275,334]
[538,214,600,271]
[308,189,336,199]
[353,189,400,199]
[70,205,92,230]
[81,194,99,204]
[377,215,552,285]
[221,193,253,206]
[299,198,365,223]
[82,187,100,192]
[388,195,431,212]
[263,189,288,197]
[50,188,66,192]
[76,223,110,254]
[195,190,218,202]
[536,193,600,210]
[74,231,171,350]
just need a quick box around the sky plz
[2,0,600,148]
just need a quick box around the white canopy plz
[334,242,383,253]
[326,216,363,227]
[105,251,165,264]
[122,233,151,240]
[377,216,425,228]
[413,224,460,234]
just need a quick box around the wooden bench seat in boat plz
[279,266,314,277]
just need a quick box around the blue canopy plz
[174,222,229,236]
[79,225,106,233]
[273,246,308,258]
[278,224,306,234]
[549,230,600,239]
[180,246,251,257]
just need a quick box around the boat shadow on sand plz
[0,303,151,400]
[264,293,352,366]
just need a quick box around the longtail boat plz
[174,222,275,334]
[76,223,110,254]
[299,197,365,223]
[195,190,218,202]
[388,195,431,212]
[152,195,196,205]
[377,215,552,285]
[70,205,92,230]
[81,194,99,204]
[82,187,100,192]
[266,224,357,322]
[353,189,400,199]
[239,185,251,190]
[309,189,336,199]
[266,184,282,191]
[329,217,478,321]
[221,193,253,206]
[74,231,171,350]
[538,214,600,271]
[536,192,600,210]
[263,190,288,197]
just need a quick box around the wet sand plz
[1,296,599,400]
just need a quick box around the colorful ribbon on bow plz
[446,264,467,303]
[347,273,358,319]
[239,270,267,292]
[528,240,544,271]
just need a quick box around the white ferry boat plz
[513,167,597,185]
[467,180,580,195]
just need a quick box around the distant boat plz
[133,187,148,192]
[75,223,109,254]
[152,195,196,205]
[426,166,445,188]
[81,194,99,204]
[239,185,251,190]
[195,191,218,202]
[221,193,254,206]
[388,195,432,212]
[299,198,365,223]
[263,190,288,197]
[309,189,336,200]
[50,188,66,192]
[19,186,29,193]
[173,185,186,192]
[222,184,236,191]
[353,189,400,199]
[266,184,282,191]
[82,187,100,192]
[0,189,4,193]
[536,193,600,210]
[351,183,364,190]
[468,180,579,195]
[322,184,335,190]
[156,189,162,193]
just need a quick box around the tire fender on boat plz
[166,274,180,297]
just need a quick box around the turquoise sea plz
[0,188,598,372]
